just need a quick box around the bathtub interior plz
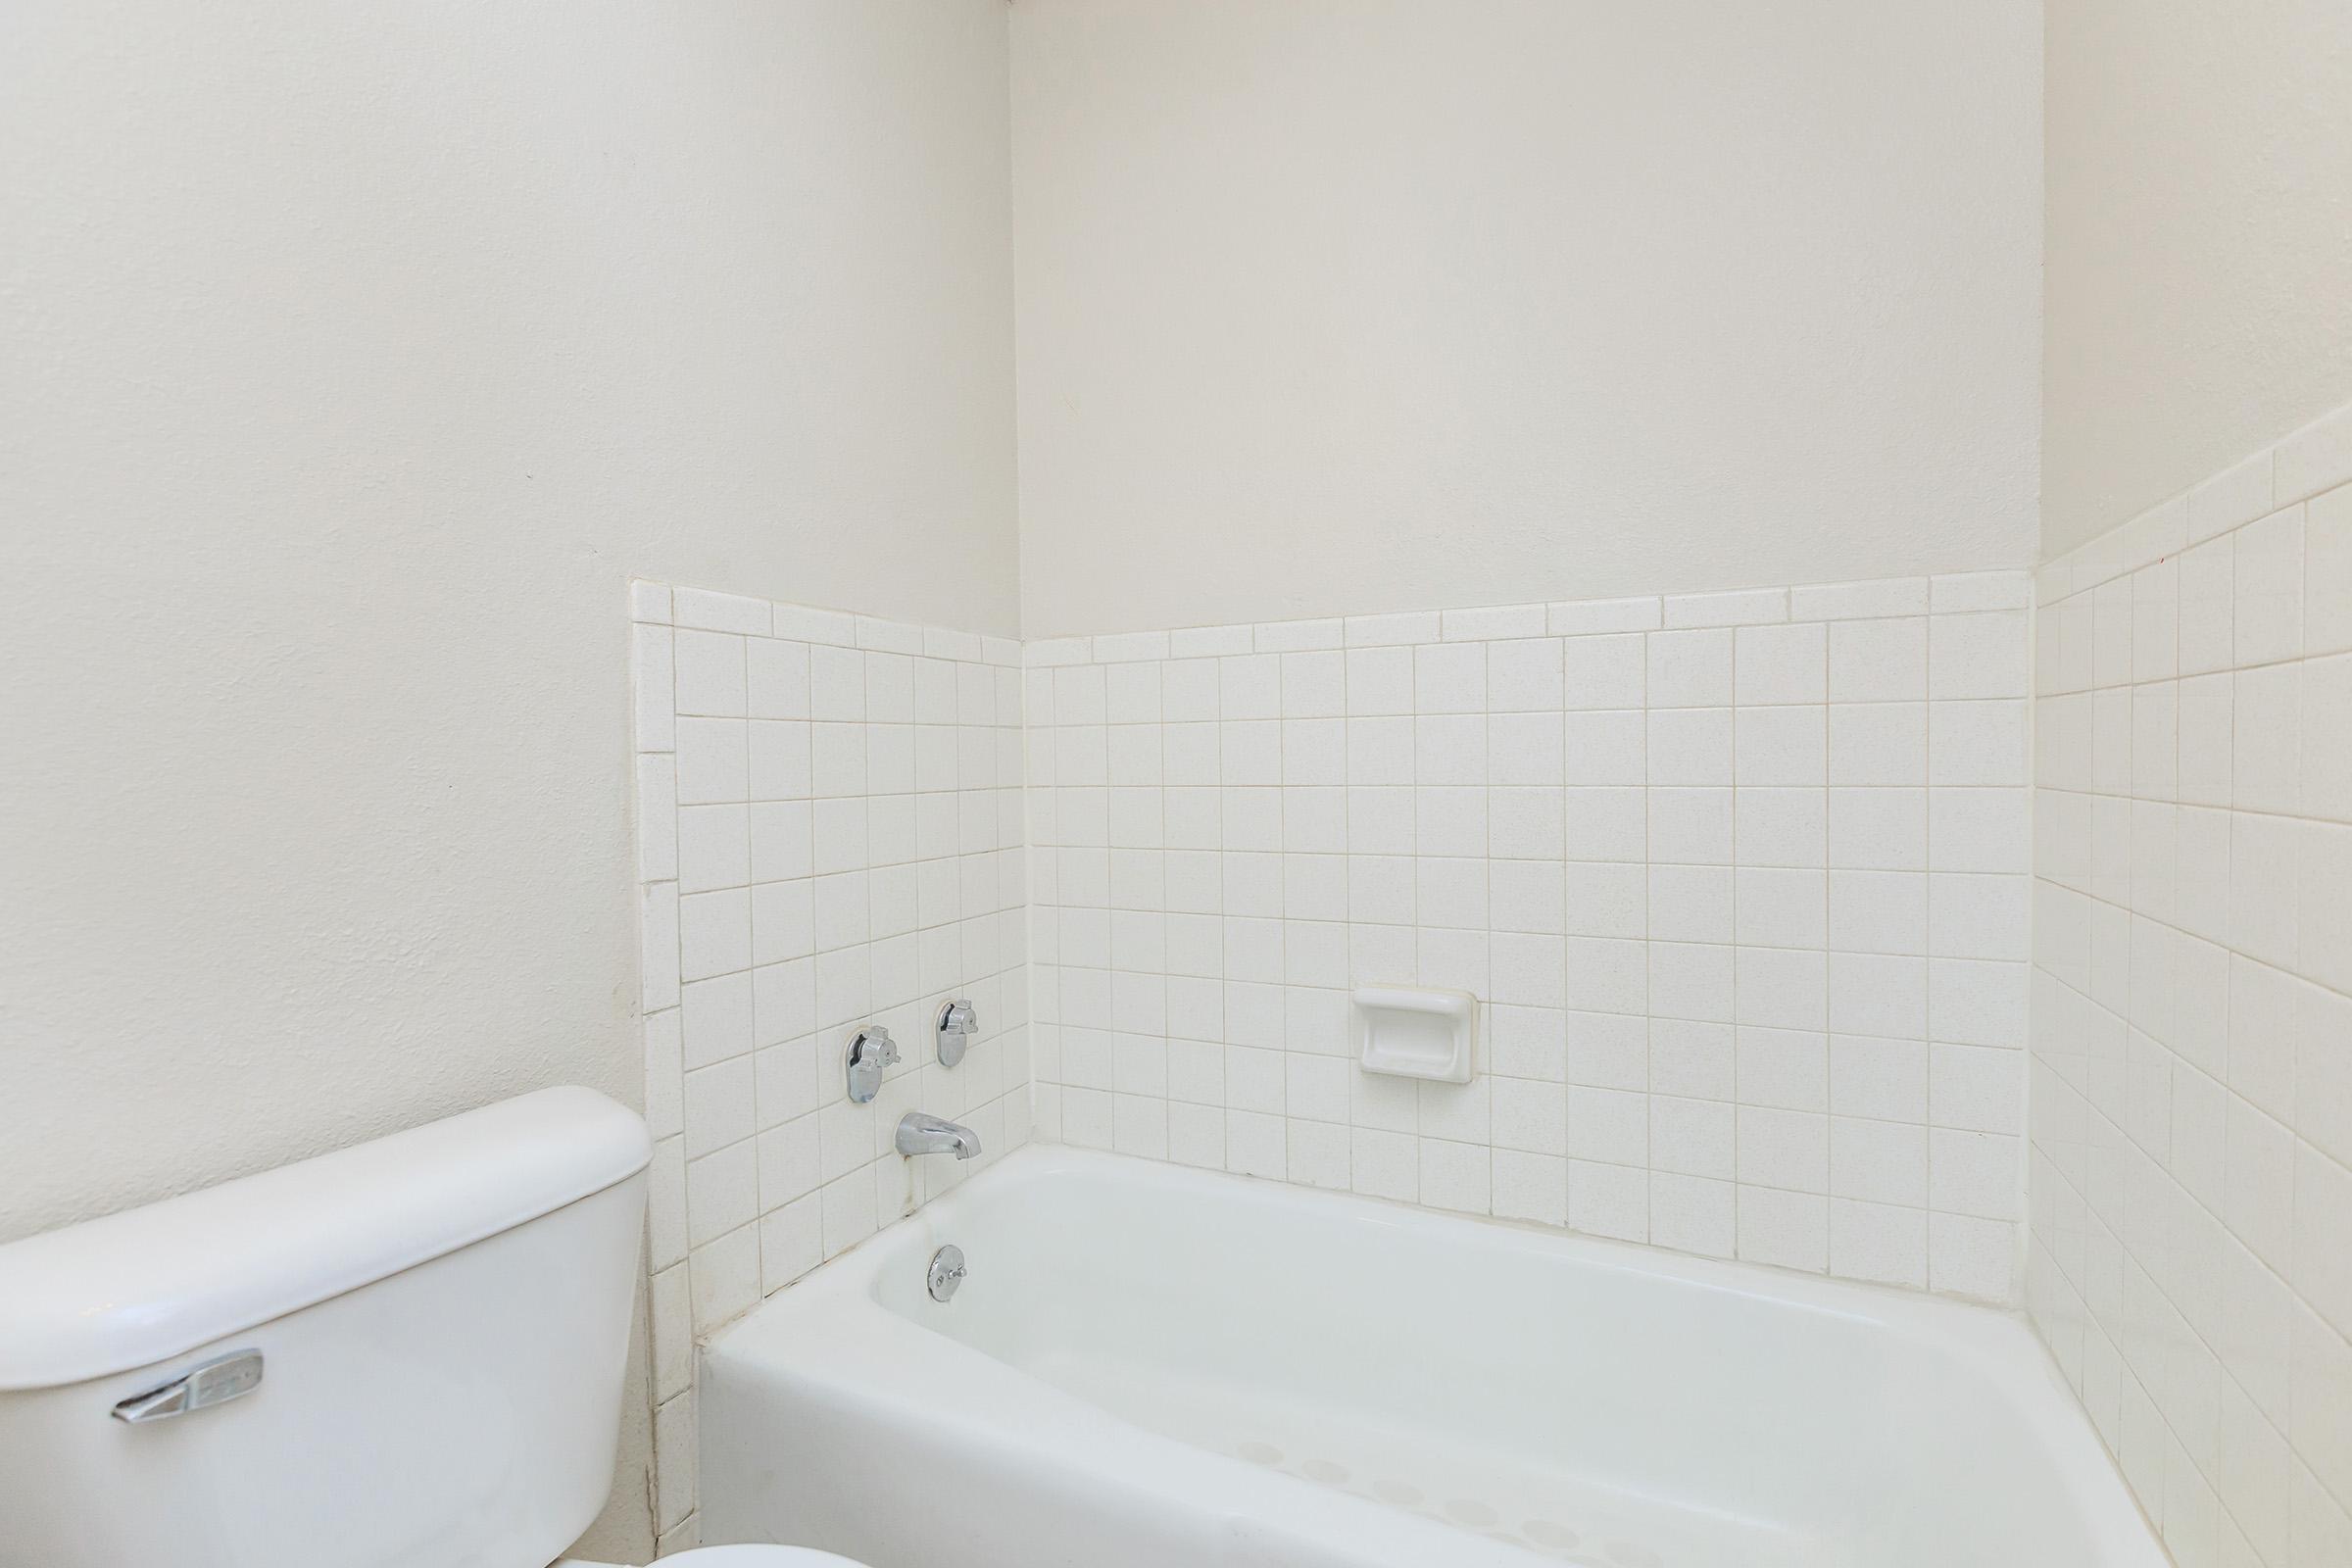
[861,1160,2122,1568]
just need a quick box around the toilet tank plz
[0,1087,652,1568]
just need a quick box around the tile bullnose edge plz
[630,580,673,623]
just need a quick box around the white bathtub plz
[700,1148,2162,1568]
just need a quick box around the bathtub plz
[700,1147,2162,1568]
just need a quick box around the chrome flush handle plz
[111,1349,265,1423]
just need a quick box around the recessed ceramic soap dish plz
[1351,986,1477,1083]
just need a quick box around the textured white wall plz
[2042,0,2352,560]
[1010,0,2043,638]
[1,1,1015,1553]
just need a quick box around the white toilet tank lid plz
[0,1086,651,1392]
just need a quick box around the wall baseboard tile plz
[2027,390,2352,1564]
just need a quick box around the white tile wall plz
[1024,571,2034,1300]
[625,508,2352,1558]
[632,585,1030,1551]
[2028,396,2352,1567]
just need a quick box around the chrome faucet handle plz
[845,1026,899,1104]
[936,998,979,1068]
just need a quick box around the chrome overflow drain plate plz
[927,1244,967,1302]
